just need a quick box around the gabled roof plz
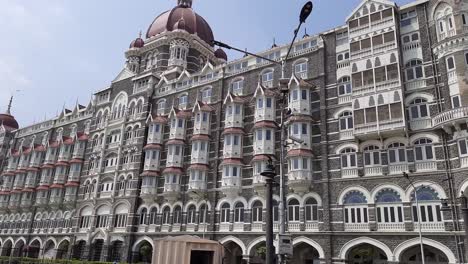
[223,92,248,105]
[112,68,135,83]
[192,101,214,112]
[346,0,396,22]
[253,82,278,98]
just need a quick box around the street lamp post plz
[403,172,426,264]
[213,3,313,263]
[261,158,277,264]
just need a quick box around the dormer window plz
[169,39,189,67]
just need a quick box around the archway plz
[108,240,124,262]
[14,239,25,257]
[2,240,12,256]
[291,242,321,264]
[90,239,104,261]
[72,240,86,260]
[56,240,70,260]
[224,241,244,264]
[399,245,450,264]
[27,240,41,258]
[248,241,277,264]
[43,240,56,259]
[347,244,388,264]
[132,240,153,264]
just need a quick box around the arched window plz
[375,189,404,227]
[341,148,357,168]
[405,59,423,81]
[304,198,318,222]
[409,98,429,120]
[363,145,380,166]
[220,203,230,223]
[411,186,443,228]
[414,138,434,161]
[288,199,300,222]
[388,142,406,163]
[338,76,352,96]
[252,201,263,223]
[295,61,308,74]
[261,70,274,83]
[173,206,182,224]
[343,191,368,226]
[139,208,148,225]
[187,205,197,224]
[162,207,171,225]
[446,56,455,71]
[339,111,353,131]
[149,208,158,225]
[199,204,208,224]
[234,202,244,223]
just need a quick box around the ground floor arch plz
[291,242,321,264]
[108,240,124,262]
[340,237,393,264]
[13,238,26,257]
[71,240,87,260]
[394,238,457,264]
[43,239,57,259]
[27,239,41,258]
[132,240,153,264]
[56,239,70,260]
[223,240,244,264]
[2,239,13,256]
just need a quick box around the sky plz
[0,0,414,127]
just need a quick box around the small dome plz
[130,36,144,49]
[0,113,19,131]
[146,1,214,47]
[215,48,227,61]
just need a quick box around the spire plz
[272,38,278,48]
[6,96,13,115]
[177,0,192,8]
[303,27,310,39]
[138,30,142,38]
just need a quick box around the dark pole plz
[460,194,468,258]
[261,159,276,264]
[265,177,274,264]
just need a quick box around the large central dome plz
[146,0,214,47]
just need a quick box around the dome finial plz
[6,96,13,115]
[138,30,142,38]
[177,0,192,8]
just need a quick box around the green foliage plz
[0,256,123,264]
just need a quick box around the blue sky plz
[0,0,414,127]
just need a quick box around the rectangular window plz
[257,130,263,141]
[235,105,241,115]
[301,90,307,100]
[266,98,272,108]
[266,130,272,140]
[452,95,461,109]
[301,123,308,135]
[257,98,263,109]
[233,135,239,145]
[460,140,468,155]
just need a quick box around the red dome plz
[130,37,144,49]
[146,2,214,47]
[215,48,227,61]
[0,113,19,130]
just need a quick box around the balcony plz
[288,222,301,232]
[409,118,432,131]
[288,170,312,194]
[262,80,274,88]
[104,166,117,174]
[344,223,369,231]
[221,177,242,198]
[432,107,468,132]
[341,168,358,178]
[338,95,352,105]
[415,161,437,172]
[350,47,372,60]
[377,222,405,231]
[402,41,420,52]
[373,42,396,55]
[72,149,85,159]
[251,222,263,232]
[305,222,319,232]
[438,29,456,41]
[337,60,350,69]
[388,164,408,175]
[405,79,426,92]
[339,130,353,140]
[371,16,394,31]
[460,156,468,168]
[375,78,400,91]
[349,24,369,38]
[354,118,405,140]
[107,142,120,150]
[364,166,382,176]
[219,223,231,232]
[353,84,374,97]
[413,222,445,232]
[448,70,458,85]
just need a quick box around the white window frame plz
[409,98,429,120]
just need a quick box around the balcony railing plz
[345,223,369,231]
[288,222,301,232]
[413,222,445,232]
[402,41,420,51]
[338,95,352,105]
[415,161,437,172]
[432,107,468,129]
[341,168,358,178]
[409,118,432,131]
[388,164,408,175]
[364,166,382,176]
[405,79,426,92]
[377,222,405,231]
[305,222,319,231]
[448,70,458,85]
[460,156,468,168]
[375,78,400,91]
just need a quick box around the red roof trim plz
[188,164,210,171]
[143,144,163,150]
[222,128,245,135]
[220,158,244,166]
[55,162,70,167]
[36,185,50,191]
[22,188,35,193]
[141,171,160,177]
[287,149,314,157]
[70,159,84,164]
[190,134,210,141]
[166,139,185,145]
[253,121,278,129]
[50,184,64,189]
[65,182,80,187]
